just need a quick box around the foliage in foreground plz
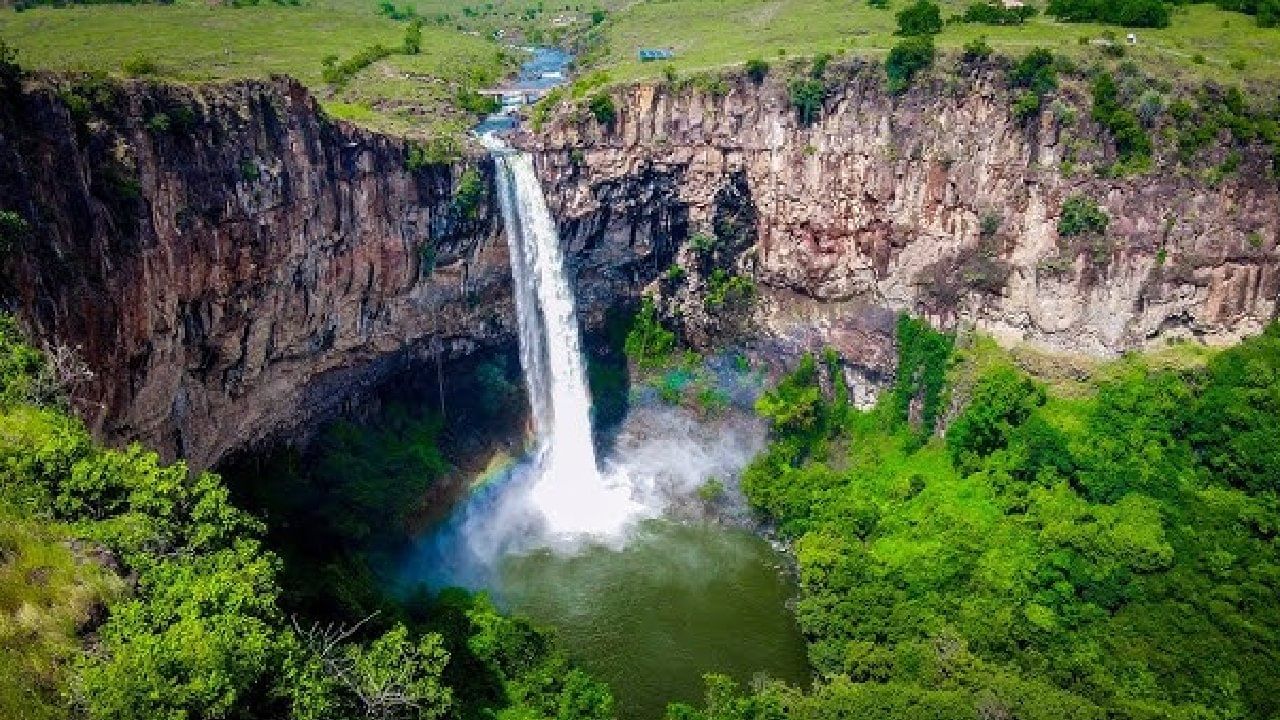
[705,318,1280,720]
[0,318,612,720]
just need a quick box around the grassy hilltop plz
[3,0,1279,141]
[598,0,1280,84]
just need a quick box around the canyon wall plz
[2,62,1277,469]
[0,76,515,470]
[521,59,1280,387]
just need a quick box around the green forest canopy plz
[677,318,1280,720]
[0,314,613,720]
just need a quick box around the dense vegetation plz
[674,318,1280,720]
[0,318,612,720]
[1046,0,1171,28]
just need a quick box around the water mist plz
[400,138,767,590]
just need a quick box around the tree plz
[291,621,453,720]
[1057,195,1109,237]
[755,354,827,454]
[1189,323,1280,493]
[1010,48,1057,95]
[895,0,943,36]
[745,57,769,83]
[346,626,451,720]
[403,20,423,54]
[1046,0,1170,27]
[788,78,825,125]
[78,543,284,720]
[624,296,677,369]
[946,365,1046,474]
[588,93,616,126]
[0,39,21,91]
[885,36,935,94]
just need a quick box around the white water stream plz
[488,138,642,537]
[399,138,766,588]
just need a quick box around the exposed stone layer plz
[3,64,1278,468]
[520,60,1280,382]
[0,76,510,470]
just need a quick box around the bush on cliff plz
[1057,194,1109,236]
[588,92,617,126]
[885,36,935,94]
[788,77,826,125]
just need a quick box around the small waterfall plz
[488,138,640,537]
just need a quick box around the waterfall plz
[488,139,641,537]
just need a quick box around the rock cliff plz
[0,76,511,470]
[520,59,1280,387]
[3,62,1278,468]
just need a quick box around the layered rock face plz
[3,64,1277,468]
[0,77,511,470]
[521,60,1280,381]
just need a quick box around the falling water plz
[488,138,642,537]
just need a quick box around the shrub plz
[403,19,423,54]
[895,0,943,35]
[1010,48,1057,96]
[697,477,726,503]
[587,93,616,126]
[1047,0,1171,27]
[0,210,28,254]
[321,44,392,86]
[406,137,463,169]
[745,57,770,83]
[690,233,718,255]
[1013,90,1042,119]
[962,36,994,60]
[695,387,730,418]
[810,52,833,78]
[121,52,158,77]
[704,269,755,311]
[146,112,171,133]
[624,296,677,369]
[1215,0,1280,26]
[885,36,935,94]
[238,159,260,183]
[891,314,954,440]
[456,87,500,115]
[691,73,729,98]
[1135,89,1165,126]
[788,78,826,125]
[1091,72,1152,171]
[980,212,1001,238]
[0,39,21,90]
[1058,195,1109,236]
[451,167,484,220]
[959,1,1037,24]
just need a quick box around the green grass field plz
[1,0,1278,139]
[596,0,1280,85]
[0,0,514,137]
